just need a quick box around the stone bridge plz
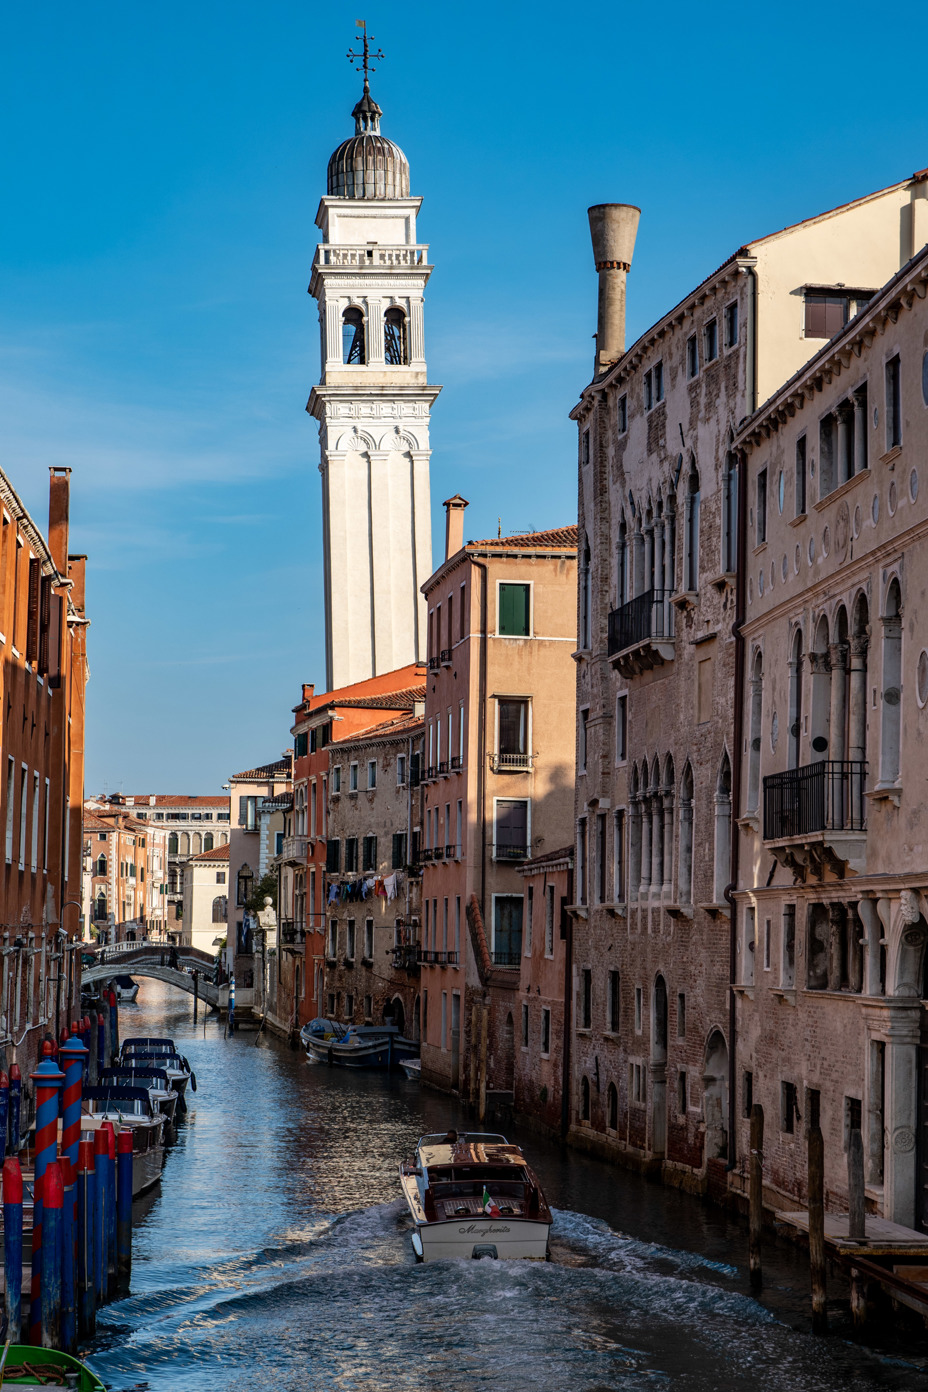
[81,945,221,1009]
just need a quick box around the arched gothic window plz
[95,854,107,877]
[204,833,214,851]
[94,893,107,922]
[879,579,902,787]
[212,895,227,924]
[678,763,694,904]
[747,652,763,813]
[168,833,179,856]
[193,833,202,854]
[684,464,701,592]
[384,308,408,365]
[342,307,366,365]
[788,628,804,769]
[714,752,732,902]
[580,541,592,649]
[722,450,738,573]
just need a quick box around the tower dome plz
[326,83,410,200]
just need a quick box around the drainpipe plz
[560,866,574,1140]
[724,443,750,1172]
[471,558,489,920]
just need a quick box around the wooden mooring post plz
[847,1126,867,1327]
[749,1104,764,1292]
[192,970,199,1023]
[808,1124,827,1334]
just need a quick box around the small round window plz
[922,351,928,407]
[822,526,830,558]
[889,480,898,516]
[808,535,816,565]
[777,471,785,514]
[872,493,880,525]
[918,650,928,708]
[911,469,919,504]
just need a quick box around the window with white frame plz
[349,763,358,792]
[367,760,377,790]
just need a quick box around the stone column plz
[367,298,385,364]
[847,901,864,994]
[651,786,663,896]
[628,796,642,898]
[639,796,652,897]
[827,902,845,992]
[408,297,426,365]
[678,796,693,903]
[662,788,674,897]
[836,402,853,485]
[881,1001,921,1227]
[853,388,868,476]
[632,523,644,599]
[858,897,884,996]
[809,649,832,756]
[644,524,654,595]
[828,642,848,765]
[848,635,869,762]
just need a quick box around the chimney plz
[588,204,640,374]
[443,494,469,561]
[48,468,71,574]
[67,555,87,615]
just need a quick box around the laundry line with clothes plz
[325,871,403,907]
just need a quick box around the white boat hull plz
[413,1216,550,1261]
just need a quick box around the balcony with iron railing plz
[440,648,452,666]
[493,843,529,863]
[427,656,440,673]
[391,942,421,973]
[417,949,459,966]
[763,760,868,873]
[490,752,533,773]
[607,589,675,677]
[280,835,309,865]
[279,918,306,946]
[450,755,463,771]
[491,949,521,968]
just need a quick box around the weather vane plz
[347,20,384,85]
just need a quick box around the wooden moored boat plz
[399,1132,552,1262]
[304,1021,418,1070]
[0,1344,105,1388]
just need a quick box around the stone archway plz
[703,1030,729,1162]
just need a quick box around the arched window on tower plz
[384,308,408,365]
[684,464,701,592]
[342,307,366,365]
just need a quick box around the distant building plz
[516,847,573,1136]
[227,756,292,1010]
[180,843,229,955]
[83,802,170,942]
[118,794,231,930]
[418,499,578,1106]
[732,241,928,1231]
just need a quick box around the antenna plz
[346,20,384,85]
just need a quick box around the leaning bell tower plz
[307,24,438,690]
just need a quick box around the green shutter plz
[498,583,529,636]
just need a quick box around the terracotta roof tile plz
[231,757,292,781]
[467,525,578,550]
[332,685,426,710]
[191,844,230,862]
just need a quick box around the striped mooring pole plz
[40,1160,63,1349]
[77,1137,96,1340]
[60,1156,77,1354]
[116,1128,133,1286]
[3,1155,23,1342]
[0,1071,8,1165]
[92,1130,107,1305]
[59,1033,89,1173]
[9,1063,22,1153]
[102,1122,117,1297]
[97,1007,107,1074]
[29,1043,65,1345]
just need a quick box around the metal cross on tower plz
[346,20,384,85]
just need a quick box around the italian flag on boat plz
[482,1187,501,1217]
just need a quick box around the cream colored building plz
[732,241,928,1231]
[179,843,229,955]
[568,167,928,1184]
[227,756,292,997]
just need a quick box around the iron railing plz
[763,760,867,840]
[391,943,421,972]
[494,844,529,861]
[440,648,452,665]
[427,656,440,672]
[491,752,533,772]
[450,755,463,770]
[417,949,459,965]
[445,844,457,859]
[491,949,521,968]
[607,589,673,656]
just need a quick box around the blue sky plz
[1,1,925,793]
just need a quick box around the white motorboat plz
[99,1065,179,1125]
[399,1057,421,1081]
[399,1132,552,1262]
[81,1086,165,1195]
[120,1037,196,1110]
[113,974,140,1003]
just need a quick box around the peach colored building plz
[418,502,577,1104]
[83,801,170,941]
[515,847,574,1135]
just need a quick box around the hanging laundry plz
[327,883,338,905]
[385,873,398,903]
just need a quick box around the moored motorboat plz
[81,1085,165,1195]
[119,1037,196,1109]
[399,1057,421,1081]
[99,1065,178,1125]
[112,973,140,1003]
[304,1023,418,1070]
[399,1132,552,1262]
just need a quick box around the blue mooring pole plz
[103,1123,117,1297]
[0,1071,8,1165]
[60,1157,77,1354]
[3,1155,23,1342]
[116,1128,133,1286]
[92,1129,107,1305]
[40,1161,63,1349]
[77,1138,96,1340]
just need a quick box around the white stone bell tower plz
[307,31,438,690]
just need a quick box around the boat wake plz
[90,1201,928,1392]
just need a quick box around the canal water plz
[88,982,928,1391]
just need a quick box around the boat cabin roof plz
[417,1137,526,1169]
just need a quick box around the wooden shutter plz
[47,594,63,687]
[26,558,40,663]
[498,583,529,636]
[38,576,52,676]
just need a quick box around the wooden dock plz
[776,1209,928,1319]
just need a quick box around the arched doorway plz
[703,1030,729,1162]
[388,996,406,1035]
